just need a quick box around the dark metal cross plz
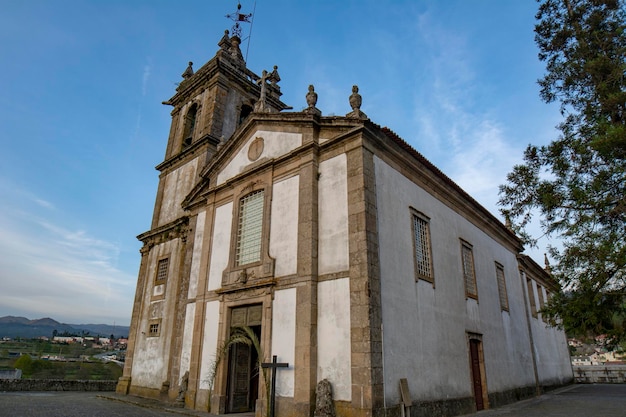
[261,355,289,417]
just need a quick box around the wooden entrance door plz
[469,339,484,411]
[226,305,262,413]
[228,342,253,412]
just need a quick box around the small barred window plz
[461,242,477,298]
[156,258,169,282]
[495,263,509,311]
[148,320,161,337]
[412,212,433,283]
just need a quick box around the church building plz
[117,24,573,417]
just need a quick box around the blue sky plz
[0,0,561,326]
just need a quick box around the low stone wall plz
[573,365,626,383]
[0,379,117,391]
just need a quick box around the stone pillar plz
[346,145,384,417]
[188,200,215,411]
[293,147,320,415]
[167,219,193,404]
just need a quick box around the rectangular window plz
[461,241,477,299]
[411,212,433,283]
[148,319,161,337]
[537,283,548,322]
[156,258,169,282]
[527,278,538,318]
[495,263,509,311]
[236,190,264,266]
[537,284,545,310]
[542,289,551,323]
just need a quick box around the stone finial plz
[544,253,552,273]
[346,85,367,119]
[349,85,361,110]
[229,35,245,62]
[268,65,281,87]
[218,29,230,50]
[303,84,321,116]
[306,85,317,107]
[504,212,512,230]
[181,62,194,80]
[314,379,335,417]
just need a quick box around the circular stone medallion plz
[248,137,264,161]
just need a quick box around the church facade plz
[117,29,573,417]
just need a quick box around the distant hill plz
[0,316,130,339]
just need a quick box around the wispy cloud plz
[404,12,524,218]
[0,179,134,325]
[141,60,152,97]
[0,178,55,210]
[132,58,152,144]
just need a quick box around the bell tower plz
[151,30,288,230]
[117,24,288,398]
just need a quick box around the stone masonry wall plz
[573,366,626,383]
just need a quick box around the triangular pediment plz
[204,119,304,184]
[182,116,304,208]
[215,129,302,186]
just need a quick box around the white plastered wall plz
[131,239,180,388]
[207,202,233,291]
[217,130,302,186]
[525,277,572,385]
[199,300,220,390]
[269,175,299,277]
[158,159,199,226]
[373,156,535,404]
[317,278,352,401]
[271,288,296,397]
[179,303,196,378]
[318,154,349,275]
[188,210,206,299]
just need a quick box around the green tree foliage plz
[13,354,33,374]
[499,0,626,343]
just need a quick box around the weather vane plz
[226,1,252,38]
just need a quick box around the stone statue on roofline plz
[181,62,194,80]
[346,85,368,119]
[303,84,321,116]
